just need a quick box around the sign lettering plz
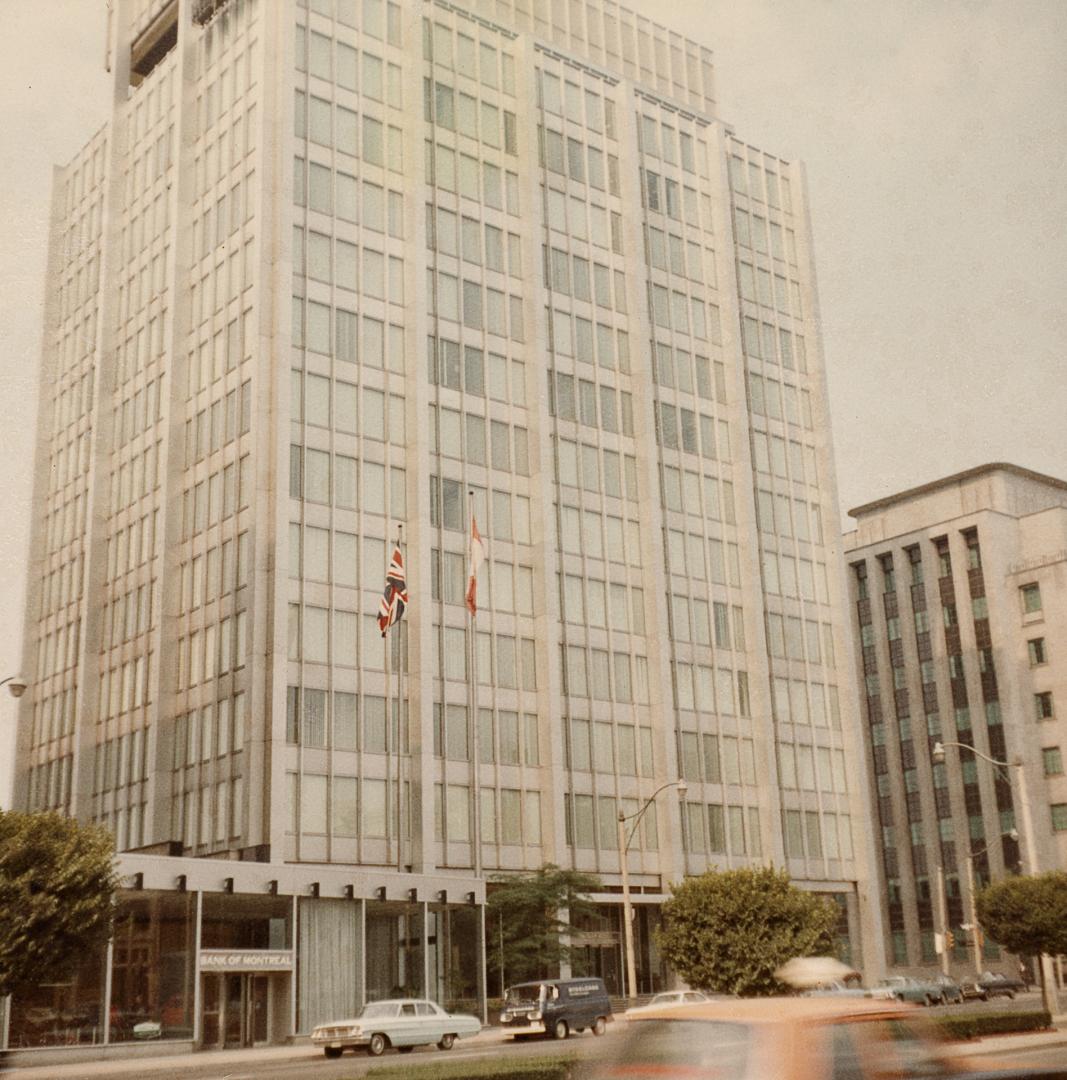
[199,949,293,972]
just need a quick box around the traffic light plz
[944,930,955,950]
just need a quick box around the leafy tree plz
[0,810,118,1001]
[486,864,601,993]
[658,866,838,997]
[976,871,1067,958]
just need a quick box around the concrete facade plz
[12,0,883,1054]
[845,463,1067,974]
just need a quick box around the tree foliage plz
[658,866,838,996]
[0,810,118,1000]
[976,872,1067,958]
[486,864,602,991]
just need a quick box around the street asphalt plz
[3,1001,1065,1080]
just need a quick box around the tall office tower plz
[845,464,1067,976]
[11,0,879,1052]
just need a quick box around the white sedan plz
[311,998,481,1057]
[624,990,711,1018]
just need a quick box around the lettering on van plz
[567,982,601,997]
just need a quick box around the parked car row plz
[805,970,1027,1006]
[308,968,1032,1059]
[311,977,614,1058]
[876,974,965,1006]
[961,971,1027,1001]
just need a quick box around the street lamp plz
[1,676,28,816]
[1,675,27,698]
[931,740,1056,1013]
[617,778,687,1005]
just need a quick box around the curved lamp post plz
[617,778,687,1004]
[932,740,1056,1013]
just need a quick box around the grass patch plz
[936,1010,1052,1041]
[360,1053,576,1080]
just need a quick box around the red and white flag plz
[465,516,486,616]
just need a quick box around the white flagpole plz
[468,493,481,876]
[396,523,404,873]
[383,533,393,870]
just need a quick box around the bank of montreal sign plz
[200,950,294,972]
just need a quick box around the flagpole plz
[468,493,482,877]
[396,523,404,874]
[383,534,393,871]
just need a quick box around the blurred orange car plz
[574,997,1064,1080]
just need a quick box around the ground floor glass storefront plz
[570,903,667,997]
[8,892,195,1048]
[4,877,484,1054]
[298,898,482,1033]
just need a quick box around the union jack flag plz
[377,545,408,637]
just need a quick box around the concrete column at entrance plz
[357,899,367,1007]
[421,901,430,1000]
[477,903,488,1025]
[558,906,572,980]
[192,890,203,1045]
[289,896,298,1039]
[102,937,114,1044]
[221,980,230,1049]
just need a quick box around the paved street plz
[5,1000,1067,1080]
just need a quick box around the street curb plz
[1,1019,1061,1076]
[946,1032,1067,1059]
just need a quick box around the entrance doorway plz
[201,974,271,1048]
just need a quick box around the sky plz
[1,2,1065,804]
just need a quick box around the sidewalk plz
[3,1016,1065,1078]
[0,1027,512,1079]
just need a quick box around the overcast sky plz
[2,2,1065,804]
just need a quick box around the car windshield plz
[359,1002,399,1018]
[576,1019,750,1080]
[649,993,680,1005]
[505,985,544,1007]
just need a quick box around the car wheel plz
[980,993,988,1002]
[324,1047,343,1059]
[552,1019,569,1040]
[398,1046,414,1054]
[437,1033,455,1051]
[367,1033,387,1056]
[593,1017,607,1036]
[1007,991,1015,1000]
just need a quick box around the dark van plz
[500,977,613,1040]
